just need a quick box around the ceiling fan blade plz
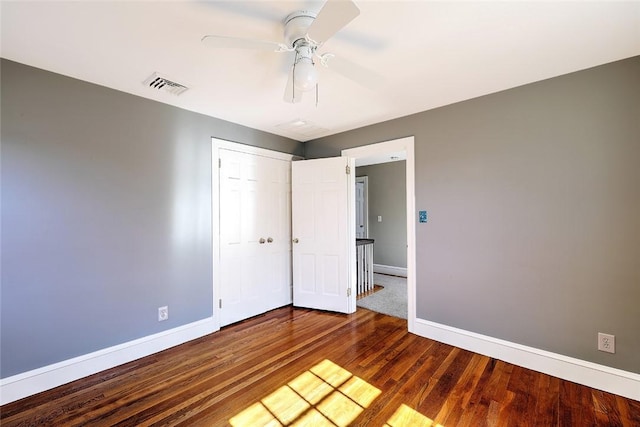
[320,53,384,90]
[307,0,360,45]
[283,66,303,103]
[202,35,288,52]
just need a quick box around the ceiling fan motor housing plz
[284,11,317,48]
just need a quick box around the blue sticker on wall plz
[419,210,427,223]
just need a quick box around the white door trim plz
[214,139,300,162]
[342,136,416,332]
[212,138,301,329]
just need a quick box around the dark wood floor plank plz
[458,358,515,426]
[454,357,498,427]
[594,390,623,426]
[353,344,451,426]
[534,372,560,426]
[416,348,474,418]
[505,365,538,426]
[1,306,638,426]
[626,398,640,425]
[433,352,490,426]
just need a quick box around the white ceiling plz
[2,1,639,142]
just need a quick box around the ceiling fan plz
[202,0,381,104]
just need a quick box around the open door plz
[292,157,355,314]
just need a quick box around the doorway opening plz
[354,160,406,319]
[342,136,416,332]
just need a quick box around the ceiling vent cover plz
[142,72,188,96]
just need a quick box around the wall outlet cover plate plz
[598,332,615,353]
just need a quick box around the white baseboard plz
[0,317,218,405]
[412,318,640,401]
[4,315,637,405]
[373,264,407,277]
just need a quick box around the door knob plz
[293,238,299,244]
[267,237,273,243]
[259,238,266,244]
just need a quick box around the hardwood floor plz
[356,284,384,300]
[2,306,639,426]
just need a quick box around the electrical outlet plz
[158,306,169,322]
[598,333,615,353]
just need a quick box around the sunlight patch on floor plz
[262,385,311,425]
[230,359,440,426]
[229,359,381,427]
[385,403,443,427]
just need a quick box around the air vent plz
[142,72,188,96]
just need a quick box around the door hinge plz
[219,299,222,309]
[218,158,222,168]
[346,165,351,175]
[347,288,352,297]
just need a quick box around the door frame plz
[212,138,302,329]
[342,136,416,333]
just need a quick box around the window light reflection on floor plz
[229,359,381,427]
[384,404,442,427]
[229,359,442,427]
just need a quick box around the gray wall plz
[0,59,302,378]
[306,56,640,374]
[356,162,407,268]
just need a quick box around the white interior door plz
[219,148,292,326]
[292,157,355,314]
[263,156,293,310]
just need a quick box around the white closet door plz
[262,156,293,310]
[219,149,292,327]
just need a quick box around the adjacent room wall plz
[0,59,302,378]
[356,161,407,269]
[306,56,640,374]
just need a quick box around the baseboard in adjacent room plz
[373,264,407,277]
[412,318,640,401]
[0,317,218,405]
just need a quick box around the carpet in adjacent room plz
[357,273,407,319]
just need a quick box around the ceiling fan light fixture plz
[202,0,367,103]
[293,57,318,91]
